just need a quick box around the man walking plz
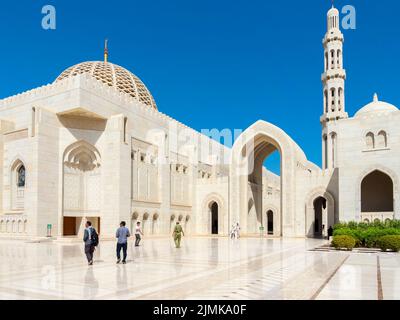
[83,221,98,266]
[135,221,143,247]
[116,221,131,264]
[173,221,184,248]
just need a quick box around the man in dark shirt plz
[116,221,131,264]
[83,221,97,265]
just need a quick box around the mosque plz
[0,6,398,239]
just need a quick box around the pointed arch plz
[62,140,101,235]
[377,131,387,149]
[63,140,101,171]
[361,170,393,212]
[365,132,375,149]
[202,193,226,235]
[305,188,335,238]
[10,159,27,210]
[230,120,308,237]
[356,166,398,220]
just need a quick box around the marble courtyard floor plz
[0,236,398,300]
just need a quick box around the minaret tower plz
[321,5,348,169]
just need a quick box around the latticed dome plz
[55,61,157,110]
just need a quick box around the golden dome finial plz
[104,39,109,63]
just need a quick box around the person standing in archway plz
[173,221,184,248]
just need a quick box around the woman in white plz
[230,224,236,239]
[234,222,241,239]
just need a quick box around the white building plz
[0,6,397,239]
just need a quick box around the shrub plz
[377,235,400,252]
[362,228,400,248]
[332,221,400,248]
[348,221,359,230]
[332,235,356,251]
[333,228,361,247]
[333,222,348,231]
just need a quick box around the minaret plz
[321,6,348,169]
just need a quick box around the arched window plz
[330,50,335,69]
[323,135,328,169]
[366,132,375,150]
[17,165,26,187]
[325,52,328,71]
[324,90,328,113]
[11,160,26,210]
[330,88,336,111]
[377,131,387,149]
[331,133,337,167]
[337,50,342,68]
[338,88,343,111]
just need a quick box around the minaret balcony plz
[321,69,346,82]
[320,111,349,123]
[323,32,344,45]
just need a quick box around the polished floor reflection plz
[0,237,398,300]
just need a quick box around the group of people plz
[230,222,241,239]
[83,220,185,265]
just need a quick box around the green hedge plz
[333,220,400,248]
[332,235,356,251]
[377,236,400,252]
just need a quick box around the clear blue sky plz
[0,0,399,174]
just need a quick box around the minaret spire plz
[104,39,109,63]
[321,5,348,170]
[321,6,348,123]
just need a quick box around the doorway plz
[313,197,326,237]
[63,217,77,236]
[267,210,274,235]
[211,202,218,235]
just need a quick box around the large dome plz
[55,61,157,110]
[355,94,398,118]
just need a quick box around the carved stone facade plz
[0,6,398,239]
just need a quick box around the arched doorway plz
[361,170,393,213]
[230,120,305,236]
[305,189,335,238]
[211,202,218,234]
[313,197,327,238]
[62,141,101,236]
[267,210,274,235]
